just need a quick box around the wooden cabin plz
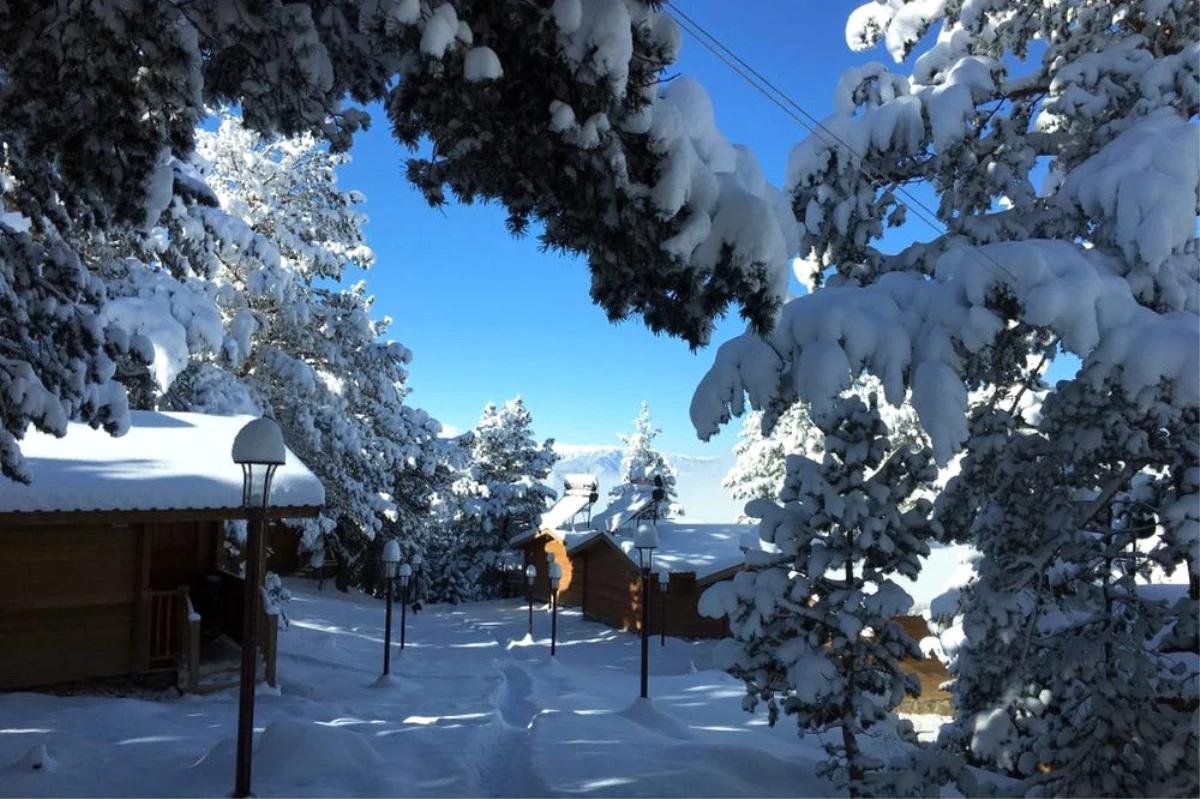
[0,411,324,693]
[513,521,966,713]
[511,522,754,638]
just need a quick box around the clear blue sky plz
[336,1,1070,454]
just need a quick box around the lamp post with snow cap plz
[381,539,400,676]
[525,564,537,637]
[231,417,285,799]
[634,523,658,699]
[549,561,562,656]
[658,569,670,647]
[399,563,412,650]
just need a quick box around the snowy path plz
[0,578,923,797]
[464,663,547,798]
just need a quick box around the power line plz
[664,1,1022,284]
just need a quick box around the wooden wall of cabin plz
[0,522,140,689]
[147,520,219,590]
[661,573,729,639]
[578,544,642,632]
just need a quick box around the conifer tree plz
[723,376,926,522]
[0,1,800,481]
[437,398,557,603]
[701,394,939,797]
[610,401,684,520]
[691,2,1198,795]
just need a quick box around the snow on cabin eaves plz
[0,411,325,515]
[527,520,763,582]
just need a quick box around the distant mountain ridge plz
[545,443,742,525]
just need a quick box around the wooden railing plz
[148,589,182,668]
[180,589,201,693]
[259,587,279,688]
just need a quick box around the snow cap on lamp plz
[232,417,286,465]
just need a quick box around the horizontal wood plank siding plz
[579,544,642,632]
[0,523,139,689]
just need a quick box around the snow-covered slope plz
[548,444,740,524]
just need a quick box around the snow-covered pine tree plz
[610,401,684,520]
[691,2,1198,796]
[723,375,927,522]
[937,375,1199,796]
[723,405,821,524]
[130,114,452,579]
[0,1,800,481]
[700,393,939,797]
[437,398,558,603]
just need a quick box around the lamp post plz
[411,552,424,611]
[399,563,412,650]
[231,417,285,799]
[525,564,537,637]
[634,523,658,699]
[548,561,562,657]
[381,539,400,676]
[658,569,669,647]
[545,551,555,611]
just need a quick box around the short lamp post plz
[231,417,286,799]
[546,552,556,612]
[634,523,659,699]
[411,552,424,609]
[381,539,400,676]
[658,569,670,647]
[399,563,413,650]
[525,564,537,637]
[548,561,562,657]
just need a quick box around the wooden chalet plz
[513,519,973,713]
[0,411,324,694]
[511,522,757,639]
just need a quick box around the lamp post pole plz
[382,540,400,676]
[525,564,536,637]
[411,552,424,611]
[549,562,562,657]
[658,570,669,647]
[399,563,412,650]
[634,523,658,699]
[231,417,285,799]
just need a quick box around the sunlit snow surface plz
[0,579,952,798]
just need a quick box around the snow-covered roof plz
[538,493,593,531]
[897,543,979,615]
[514,522,981,600]
[562,473,598,492]
[563,521,761,582]
[0,411,324,516]
[589,491,654,532]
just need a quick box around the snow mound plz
[7,743,56,773]
[254,720,382,780]
[619,697,693,740]
[506,632,536,649]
